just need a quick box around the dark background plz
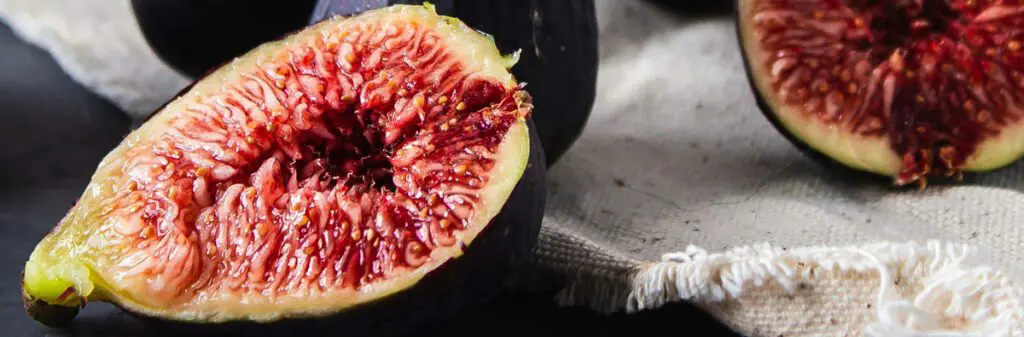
[0,7,740,337]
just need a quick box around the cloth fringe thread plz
[556,240,1023,337]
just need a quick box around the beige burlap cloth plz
[3,0,1022,336]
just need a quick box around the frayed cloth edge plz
[554,240,1023,337]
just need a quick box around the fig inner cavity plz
[856,0,959,54]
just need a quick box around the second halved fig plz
[22,4,544,333]
[738,0,1024,186]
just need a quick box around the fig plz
[393,0,598,167]
[737,0,1024,186]
[130,0,320,78]
[132,0,597,167]
[644,0,735,15]
[22,4,545,333]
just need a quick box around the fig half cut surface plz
[22,4,543,328]
[738,0,1024,186]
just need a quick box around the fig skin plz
[440,0,598,168]
[129,0,319,78]
[645,0,735,16]
[22,284,79,328]
[26,5,548,333]
[132,0,597,168]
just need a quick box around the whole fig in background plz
[129,0,319,78]
[737,0,1024,187]
[132,0,597,168]
[440,0,598,167]
[23,5,545,335]
[643,0,735,16]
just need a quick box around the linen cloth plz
[2,1,1021,335]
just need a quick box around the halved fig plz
[22,4,544,331]
[738,0,1024,186]
[133,0,598,168]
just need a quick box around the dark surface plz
[0,21,741,337]
[645,0,735,16]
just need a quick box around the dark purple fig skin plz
[446,0,598,168]
[309,0,454,21]
[129,0,319,78]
